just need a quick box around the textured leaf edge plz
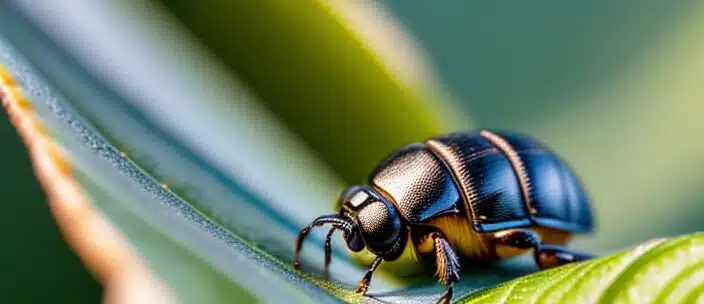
[0,53,329,303]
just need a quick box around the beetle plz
[293,130,594,303]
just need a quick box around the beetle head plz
[293,186,407,271]
[339,185,406,259]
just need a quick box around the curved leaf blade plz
[0,31,335,303]
[458,234,704,304]
[0,1,372,288]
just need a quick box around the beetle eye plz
[345,228,364,252]
[357,201,402,251]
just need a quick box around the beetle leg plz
[429,232,460,304]
[355,256,383,295]
[534,244,593,269]
[491,229,593,269]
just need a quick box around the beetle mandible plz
[294,130,594,303]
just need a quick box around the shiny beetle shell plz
[371,130,593,234]
[294,129,595,303]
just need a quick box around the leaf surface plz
[458,234,704,304]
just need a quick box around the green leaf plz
[0,30,336,304]
[458,234,704,304]
[0,3,358,303]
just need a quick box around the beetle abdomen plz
[493,132,593,232]
[426,130,593,233]
[426,133,532,232]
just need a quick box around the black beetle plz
[294,130,593,303]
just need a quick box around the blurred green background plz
[2,1,703,302]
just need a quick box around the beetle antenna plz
[293,214,350,271]
[324,225,339,278]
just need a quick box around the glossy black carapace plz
[294,130,594,304]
